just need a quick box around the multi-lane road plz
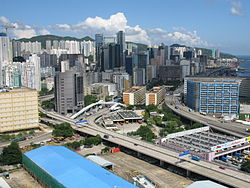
[39,107,250,188]
[165,95,250,137]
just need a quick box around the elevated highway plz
[40,107,250,188]
[165,95,250,138]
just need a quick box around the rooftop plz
[124,86,145,93]
[0,86,35,93]
[24,146,135,188]
[118,111,142,120]
[187,180,228,188]
[147,86,165,93]
[86,155,113,168]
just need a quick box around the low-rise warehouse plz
[23,146,136,188]
[102,110,143,129]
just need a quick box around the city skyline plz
[0,0,250,55]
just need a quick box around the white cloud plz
[230,1,243,16]
[0,16,10,24]
[12,29,36,39]
[1,13,211,47]
[39,29,50,35]
[48,12,210,47]
[50,24,71,30]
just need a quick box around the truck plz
[12,137,26,142]
[191,156,200,161]
[221,156,228,162]
[200,112,207,116]
[234,153,241,157]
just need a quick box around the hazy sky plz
[1,0,250,55]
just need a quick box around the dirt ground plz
[5,168,43,188]
[102,152,193,188]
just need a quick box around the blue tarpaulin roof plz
[24,146,136,188]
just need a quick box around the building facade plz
[54,70,84,115]
[146,86,166,106]
[0,87,39,133]
[123,86,146,105]
[186,79,240,115]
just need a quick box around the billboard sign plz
[211,137,250,152]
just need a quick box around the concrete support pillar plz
[137,152,141,158]
[186,170,191,177]
[160,160,164,167]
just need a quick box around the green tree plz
[101,146,111,154]
[84,135,102,146]
[130,125,156,142]
[42,100,55,110]
[52,123,74,138]
[0,142,22,165]
[186,123,203,130]
[241,160,250,173]
[65,141,81,150]
[126,105,134,110]
[153,116,162,126]
[29,130,35,135]
[145,104,158,112]
[39,111,46,118]
[143,112,150,121]
[84,95,98,106]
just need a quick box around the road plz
[165,95,250,137]
[40,107,250,188]
[0,132,52,152]
[38,94,54,102]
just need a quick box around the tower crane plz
[1,24,15,35]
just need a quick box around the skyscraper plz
[117,31,125,67]
[0,32,12,86]
[95,34,103,71]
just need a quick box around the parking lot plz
[215,150,250,168]
[5,168,43,188]
[102,152,193,188]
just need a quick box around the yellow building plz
[146,86,166,106]
[123,86,146,105]
[0,87,39,133]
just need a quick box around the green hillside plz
[15,35,94,49]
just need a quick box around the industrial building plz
[54,70,84,115]
[145,86,166,106]
[185,78,241,115]
[23,146,135,188]
[159,126,250,161]
[123,86,146,105]
[0,87,39,133]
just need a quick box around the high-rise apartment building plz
[0,33,12,86]
[123,86,146,105]
[145,86,166,106]
[0,87,39,133]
